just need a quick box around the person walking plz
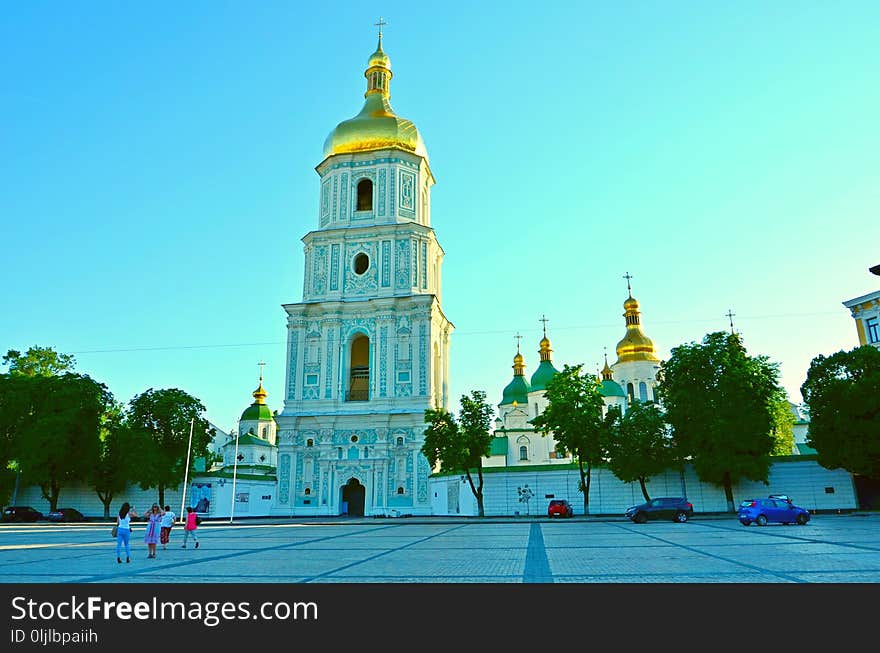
[144,504,162,558]
[115,502,139,564]
[181,506,200,549]
[159,505,176,550]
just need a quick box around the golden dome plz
[323,36,428,161]
[615,294,659,364]
[252,381,267,405]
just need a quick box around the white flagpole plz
[229,432,240,524]
[180,418,194,521]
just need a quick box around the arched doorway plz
[341,478,365,517]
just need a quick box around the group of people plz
[115,503,201,563]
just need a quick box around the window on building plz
[356,179,372,211]
[397,487,405,495]
[519,446,528,461]
[354,253,369,275]
[306,439,314,447]
[262,427,267,438]
[347,335,370,401]
[305,373,319,385]
[639,382,648,402]
[867,317,879,344]
[304,488,311,495]
[351,435,359,443]
[396,436,404,446]
[626,383,635,402]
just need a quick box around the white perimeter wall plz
[12,477,276,520]
[427,460,857,516]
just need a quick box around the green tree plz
[127,388,214,507]
[3,346,76,377]
[0,374,31,503]
[91,402,137,518]
[531,364,607,515]
[422,390,493,517]
[657,331,781,512]
[0,347,78,503]
[770,395,796,456]
[606,401,677,502]
[13,374,111,512]
[801,346,880,480]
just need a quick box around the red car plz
[548,499,574,518]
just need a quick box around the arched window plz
[397,487,405,495]
[347,335,370,401]
[519,446,528,461]
[262,427,267,438]
[627,383,635,402]
[304,488,311,495]
[356,179,372,211]
[396,436,404,446]
[639,382,649,402]
[306,439,313,447]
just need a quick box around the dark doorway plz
[342,478,366,516]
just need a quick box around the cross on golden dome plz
[374,16,387,39]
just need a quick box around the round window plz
[354,253,369,275]
[351,435,359,443]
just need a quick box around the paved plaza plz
[1,514,879,583]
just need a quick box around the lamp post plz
[229,431,240,524]
[179,418,194,522]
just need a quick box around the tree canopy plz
[423,390,493,516]
[801,346,880,480]
[657,331,782,511]
[531,364,607,515]
[3,346,76,377]
[127,388,214,506]
[12,373,112,511]
[605,401,678,502]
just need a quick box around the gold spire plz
[601,351,614,380]
[252,361,268,405]
[513,332,525,376]
[615,275,659,364]
[538,314,552,362]
[322,21,428,160]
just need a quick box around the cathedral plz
[268,30,452,517]
[488,282,661,467]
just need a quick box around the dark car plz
[548,499,574,518]
[738,498,810,526]
[47,508,85,522]
[626,497,694,523]
[1,506,44,522]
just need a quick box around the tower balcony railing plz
[345,389,370,402]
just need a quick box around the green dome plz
[529,360,560,392]
[600,379,626,398]
[240,403,274,422]
[501,376,530,406]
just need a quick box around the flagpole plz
[180,418,194,521]
[229,432,240,524]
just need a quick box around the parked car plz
[548,499,574,518]
[626,497,694,523]
[47,508,85,522]
[738,498,810,526]
[1,506,44,522]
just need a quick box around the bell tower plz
[273,27,453,517]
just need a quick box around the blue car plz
[738,498,810,526]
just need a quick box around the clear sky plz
[2,2,878,429]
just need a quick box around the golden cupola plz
[615,291,660,364]
[322,33,428,161]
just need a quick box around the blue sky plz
[2,2,878,428]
